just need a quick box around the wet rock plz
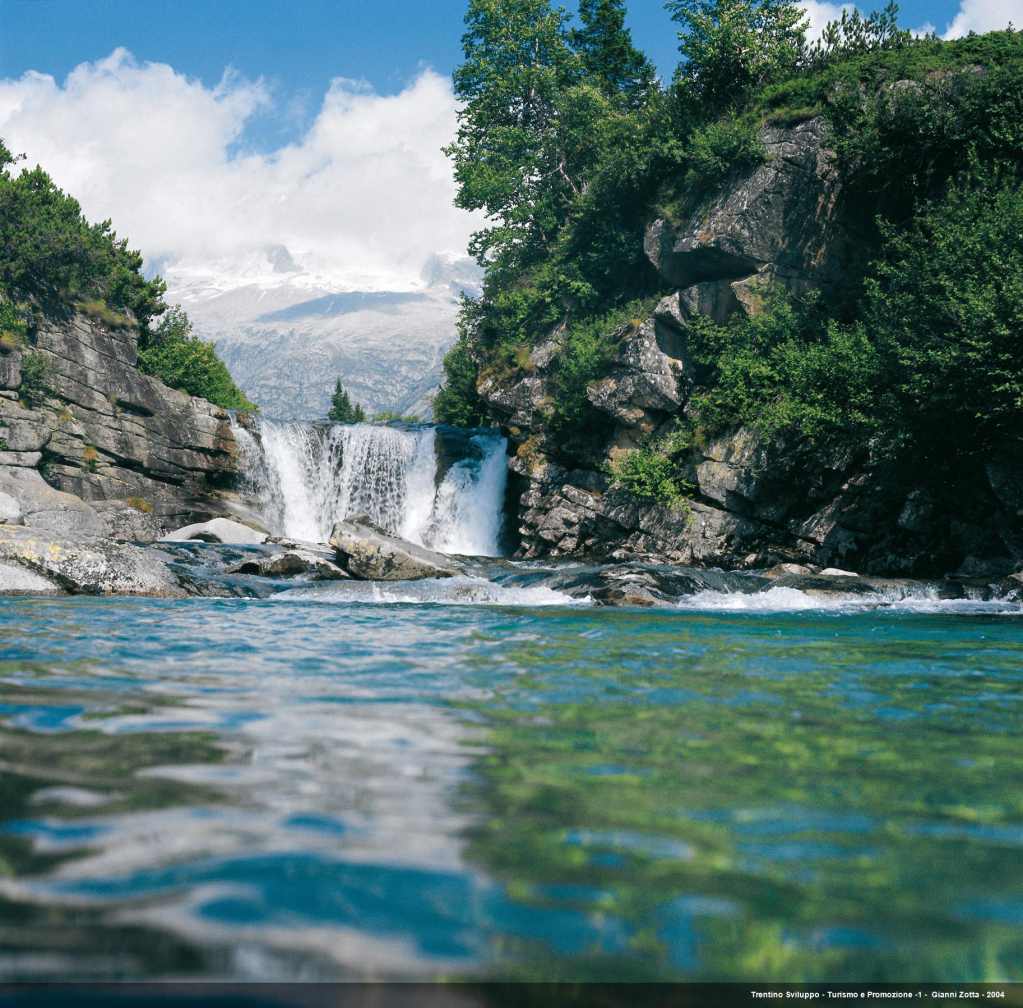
[0,560,62,596]
[820,567,859,577]
[92,500,164,543]
[766,573,879,599]
[162,517,268,544]
[329,515,459,581]
[764,563,816,578]
[0,525,186,596]
[537,563,764,606]
[227,549,350,580]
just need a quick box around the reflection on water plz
[0,598,1020,981]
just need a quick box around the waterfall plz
[232,417,509,556]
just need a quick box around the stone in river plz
[329,515,458,581]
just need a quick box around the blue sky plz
[0,0,988,108]
[0,0,1016,286]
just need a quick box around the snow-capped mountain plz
[161,247,483,420]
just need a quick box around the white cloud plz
[0,49,481,287]
[798,0,852,42]
[943,0,1023,37]
[798,0,1021,42]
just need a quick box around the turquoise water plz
[0,594,1020,982]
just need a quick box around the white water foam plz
[275,575,585,607]
[679,586,1020,614]
[233,418,508,555]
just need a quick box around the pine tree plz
[570,0,656,108]
[327,378,365,423]
[445,0,583,265]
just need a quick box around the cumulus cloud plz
[943,0,1023,37]
[797,0,1021,42]
[0,49,481,287]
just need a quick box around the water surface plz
[0,595,1020,982]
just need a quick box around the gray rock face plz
[330,515,459,581]
[644,117,868,320]
[162,517,268,545]
[0,559,62,596]
[0,524,186,596]
[0,305,245,533]
[587,319,693,429]
[469,115,1023,578]
[92,500,164,543]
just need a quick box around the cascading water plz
[232,417,509,556]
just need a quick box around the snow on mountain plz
[162,247,483,420]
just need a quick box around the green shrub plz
[19,349,53,408]
[433,331,492,427]
[605,424,694,510]
[371,410,422,423]
[0,141,166,325]
[137,306,256,411]
[548,298,659,440]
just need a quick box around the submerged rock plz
[329,515,459,581]
[162,517,268,545]
[523,563,766,607]
[0,525,186,596]
[767,573,879,599]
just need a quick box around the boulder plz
[0,466,105,538]
[820,567,859,577]
[329,516,459,581]
[766,573,878,599]
[162,517,268,545]
[0,560,62,596]
[226,549,350,580]
[0,525,186,596]
[0,491,23,525]
[764,563,816,578]
[92,499,164,543]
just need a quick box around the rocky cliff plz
[0,302,245,546]
[479,117,1023,578]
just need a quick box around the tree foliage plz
[570,0,655,107]
[327,378,366,423]
[137,306,256,411]
[0,141,166,326]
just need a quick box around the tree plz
[327,378,366,423]
[667,0,807,110]
[445,0,583,268]
[137,305,256,411]
[0,140,167,326]
[810,2,912,64]
[434,331,491,427]
[570,0,656,108]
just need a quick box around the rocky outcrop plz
[475,117,1023,578]
[0,304,245,537]
[643,117,871,324]
[0,524,187,596]
[330,516,460,580]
